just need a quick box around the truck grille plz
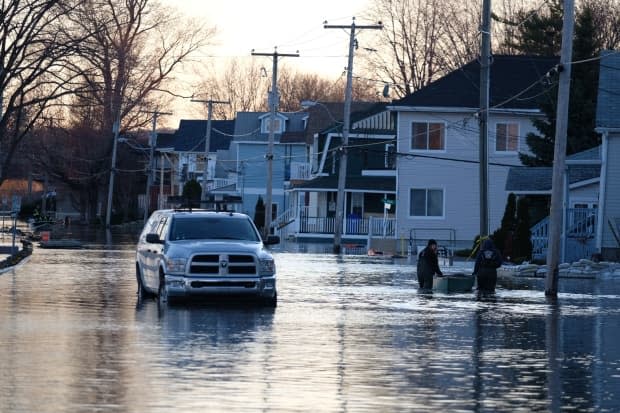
[190,254,257,275]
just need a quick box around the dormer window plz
[260,113,288,134]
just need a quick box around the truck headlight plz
[258,258,275,276]
[165,257,187,274]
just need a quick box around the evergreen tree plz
[182,179,202,208]
[513,197,533,261]
[504,0,564,56]
[254,196,265,233]
[505,1,602,166]
[492,193,517,257]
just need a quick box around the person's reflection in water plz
[472,292,497,413]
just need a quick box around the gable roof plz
[506,145,601,193]
[391,55,559,110]
[596,50,620,129]
[566,145,602,162]
[157,119,235,152]
[155,132,176,149]
[506,165,600,192]
[303,101,384,143]
[234,111,308,143]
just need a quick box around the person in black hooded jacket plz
[417,239,443,289]
[473,238,503,292]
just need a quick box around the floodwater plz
[1,234,620,412]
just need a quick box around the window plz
[409,188,444,217]
[263,118,282,134]
[411,122,445,150]
[496,123,518,152]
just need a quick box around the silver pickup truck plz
[136,209,279,306]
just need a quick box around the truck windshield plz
[169,217,261,242]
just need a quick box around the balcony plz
[289,162,313,181]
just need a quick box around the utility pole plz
[546,0,574,297]
[143,111,172,223]
[479,0,491,239]
[159,152,164,209]
[105,110,121,228]
[251,48,299,237]
[191,99,229,209]
[325,17,382,253]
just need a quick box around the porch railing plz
[298,214,396,237]
[289,162,313,180]
[207,178,237,191]
[531,217,549,260]
[530,208,598,261]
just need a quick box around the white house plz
[388,55,559,250]
[595,50,620,261]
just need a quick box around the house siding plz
[569,184,599,206]
[396,110,537,245]
[602,134,620,250]
[233,141,306,217]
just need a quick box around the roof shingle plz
[391,55,559,110]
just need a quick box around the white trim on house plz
[387,105,543,116]
[362,170,397,177]
[570,177,600,190]
[258,112,289,134]
[596,132,609,250]
[595,127,620,133]
[509,190,553,195]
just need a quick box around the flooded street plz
[1,236,620,412]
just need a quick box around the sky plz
[160,0,377,126]
[165,0,374,77]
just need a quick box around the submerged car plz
[136,209,279,306]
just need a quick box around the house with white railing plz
[275,102,398,243]
[503,51,620,263]
[506,146,601,263]
[388,55,559,252]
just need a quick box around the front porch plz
[273,206,397,241]
[531,207,598,263]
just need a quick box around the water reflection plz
[1,242,620,412]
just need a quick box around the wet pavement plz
[1,234,620,412]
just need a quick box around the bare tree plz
[0,0,84,186]
[195,61,383,119]
[278,68,381,111]
[361,0,447,98]
[33,0,215,221]
[439,0,481,71]
[194,58,270,119]
[583,0,620,50]
[68,0,215,133]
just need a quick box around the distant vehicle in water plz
[135,209,279,306]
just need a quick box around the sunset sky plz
[163,0,375,76]
[159,0,378,125]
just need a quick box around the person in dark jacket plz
[473,238,503,292]
[417,239,443,289]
